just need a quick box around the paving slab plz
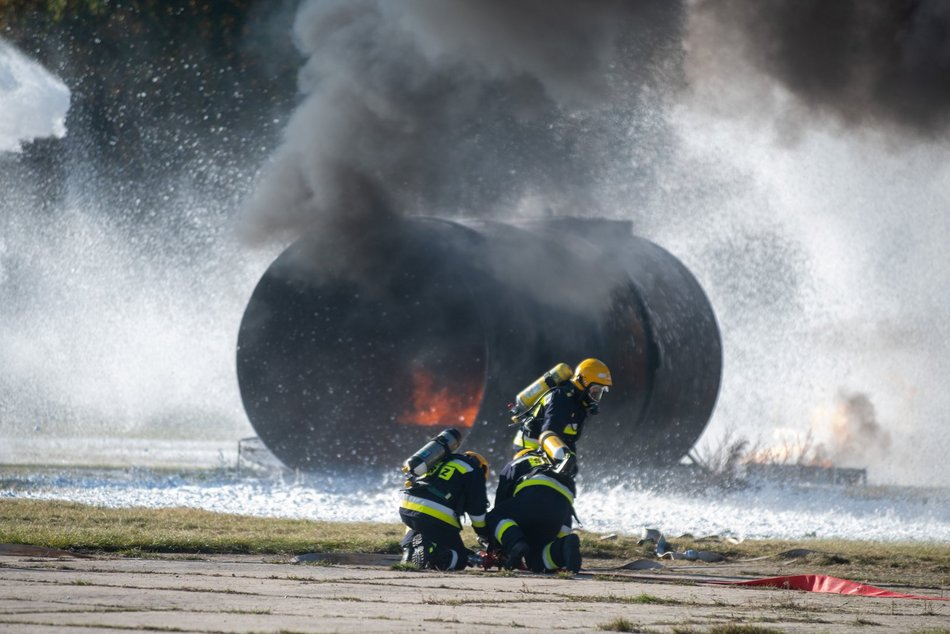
[0,552,946,632]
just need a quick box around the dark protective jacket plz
[494,449,577,509]
[514,383,589,454]
[399,452,489,536]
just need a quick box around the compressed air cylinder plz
[540,430,570,461]
[402,428,462,477]
[510,363,573,419]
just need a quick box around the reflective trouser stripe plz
[558,525,572,538]
[514,474,575,506]
[449,550,459,570]
[400,495,460,528]
[495,518,518,543]
[542,542,557,570]
[470,513,486,528]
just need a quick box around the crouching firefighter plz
[398,428,490,570]
[485,441,581,574]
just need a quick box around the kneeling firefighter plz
[398,428,491,570]
[510,358,613,473]
[485,446,581,573]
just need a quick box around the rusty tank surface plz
[236,216,721,472]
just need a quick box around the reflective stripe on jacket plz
[513,473,575,506]
[400,493,460,528]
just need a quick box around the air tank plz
[510,363,574,420]
[236,216,722,472]
[403,428,463,478]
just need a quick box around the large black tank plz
[236,216,721,472]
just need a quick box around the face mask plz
[588,384,608,403]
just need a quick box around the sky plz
[0,39,69,152]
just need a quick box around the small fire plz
[398,366,482,428]
[744,390,890,469]
[745,434,833,468]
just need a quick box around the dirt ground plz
[0,549,947,633]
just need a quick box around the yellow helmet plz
[572,358,613,390]
[464,451,489,481]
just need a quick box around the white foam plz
[0,437,237,469]
[3,465,947,542]
[577,481,950,542]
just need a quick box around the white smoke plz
[652,9,950,487]
[0,185,272,440]
[693,129,950,486]
[0,38,70,153]
[0,38,275,445]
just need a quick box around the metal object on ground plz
[745,463,868,486]
[236,436,285,472]
[236,216,722,472]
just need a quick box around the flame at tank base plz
[236,216,722,472]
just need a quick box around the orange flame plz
[740,392,890,470]
[744,428,833,468]
[745,443,833,468]
[398,367,482,428]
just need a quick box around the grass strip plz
[0,498,403,555]
[2,497,950,586]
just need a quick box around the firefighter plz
[486,447,581,573]
[399,450,490,570]
[512,358,612,472]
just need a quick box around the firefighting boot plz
[542,534,581,573]
[505,540,530,570]
[561,533,582,573]
[409,533,459,570]
[400,529,418,564]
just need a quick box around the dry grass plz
[0,498,403,555]
[2,498,949,590]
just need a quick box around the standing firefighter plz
[511,358,613,473]
[399,429,490,570]
[486,447,581,573]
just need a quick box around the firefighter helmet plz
[465,451,490,481]
[571,358,612,390]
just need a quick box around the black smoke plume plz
[687,0,950,137]
[240,0,682,243]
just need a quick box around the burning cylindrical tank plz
[236,216,721,472]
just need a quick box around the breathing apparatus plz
[540,430,577,479]
[508,363,573,424]
[402,427,462,479]
[539,430,569,462]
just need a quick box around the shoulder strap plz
[407,477,455,503]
